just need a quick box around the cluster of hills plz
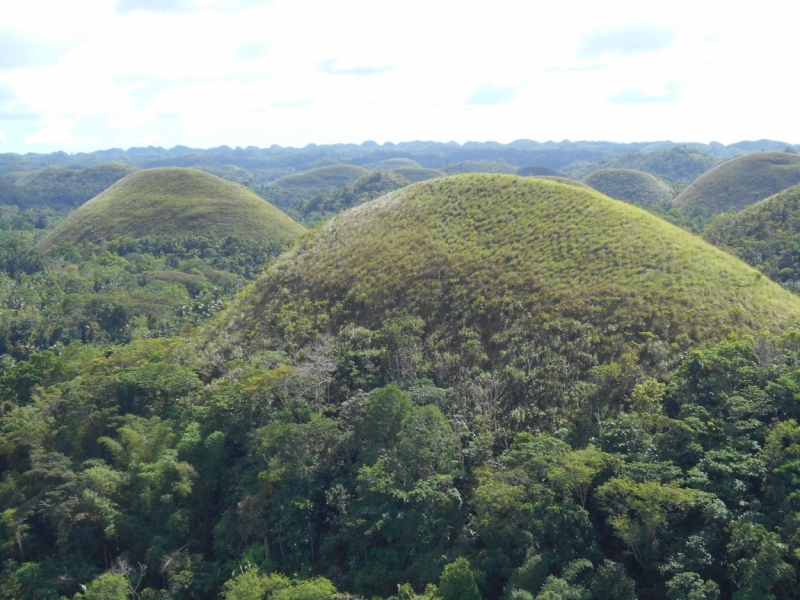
[6,138,800,598]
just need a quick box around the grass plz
[391,166,445,183]
[268,164,369,198]
[569,146,719,185]
[216,174,800,368]
[368,158,422,170]
[517,165,560,176]
[674,152,800,217]
[531,175,592,190]
[12,162,139,209]
[39,167,305,252]
[584,169,675,207]
[703,184,800,289]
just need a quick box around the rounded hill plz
[673,152,800,217]
[703,185,800,287]
[268,164,369,198]
[584,168,674,207]
[368,158,421,170]
[39,168,305,252]
[391,166,445,183]
[517,165,560,176]
[213,175,800,385]
[14,162,139,209]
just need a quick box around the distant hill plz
[703,185,800,288]
[302,170,411,224]
[39,168,305,252]
[390,166,445,183]
[368,158,421,170]
[517,165,560,176]
[267,164,370,199]
[584,168,675,207]
[532,175,592,189]
[210,175,800,389]
[0,177,30,207]
[569,147,719,185]
[11,163,139,209]
[442,159,519,174]
[673,152,800,217]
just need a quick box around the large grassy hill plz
[267,164,369,198]
[674,152,800,217]
[39,168,305,252]
[10,162,139,209]
[703,184,800,288]
[584,168,674,207]
[210,175,800,399]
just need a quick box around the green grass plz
[368,158,422,170]
[216,174,800,368]
[703,184,800,288]
[517,165,560,176]
[674,152,800,217]
[39,167,305,252]
[569,146,719,185]
[268,164,369,198]
[584,169,675,207]
[391,166,445,183]
[531,175,592,190]
[12,162,139,209]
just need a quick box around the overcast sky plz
[0,0,797,152]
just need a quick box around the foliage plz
[583,169,675,208]
[10,163,138,209]
[39,167,305,254]
[674,152,800,217]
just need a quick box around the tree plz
[82,573,129,600]
[438,558,481,600]
[727,522,794,599]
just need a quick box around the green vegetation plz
[530,175,592,190]
[267,164,370,199]
[442,159,519,174]
[584,168,675,207]
[517,165,560,176]
[674,152,800,217]
[368,158,422,170]
[216,174,800,399]
[391,166,446,183]
[703,185,800,289]
[0,177,30,206]
[10,169,800,599]
[9,163,139,209]
[39,167,305,253]
[569,146,719,185]
[301,170,411,226]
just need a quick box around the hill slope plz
[390,166,445,183]
[517,165,560,176]
[570,146,719,185]
[268,164,370,198]
[39,168,305,252]
[13,162,139,208]
[674,152,800,217]
[0,177,30,206]
[212,175,800,396]
[703,185,800,287]
[584,168,674,207]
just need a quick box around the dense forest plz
[5,143,800,600]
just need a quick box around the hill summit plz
[39,167,305,252]
[584,168,674,207]
[212,175,800,399]
[673,152,800,216]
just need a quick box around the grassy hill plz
[11,162,139,209]
[584,168,675,207]
[368,158,421,170]
[703,185,800,288]
[569,146,719,185]
[517,165,560,176]
[532,175,592,189]
[267,164,369,198]
[673,152,800,217]
[391,166,445,183]
[39,168,305,252]
[211,175,800,393]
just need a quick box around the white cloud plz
[0,0,797,150]
[0,131,6,141]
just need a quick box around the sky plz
[0,0,798,153]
